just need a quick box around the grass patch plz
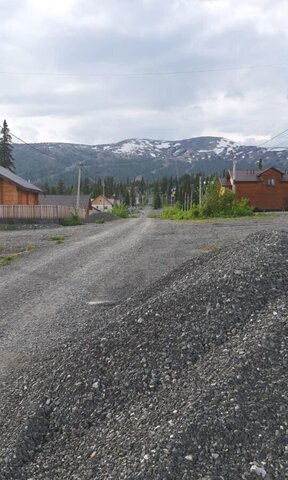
[59,211,84,226]
[147,213,159,219]
[0,224,17,231]
[197,244,220,253]
[112,205,129,218]
[129,213,139,218]
[50,236,64,245]
[59,217,83,226]
[50,235,64,241]
[0,245,35,267]
[95,219,105,224]
[0,255,15,266]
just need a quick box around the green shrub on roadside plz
[59,211,83,226]
[160,180,253,221]
[112,205,129,218]
[232,197,253,217]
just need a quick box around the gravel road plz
[1,214,287,373]
[0,215,288,479]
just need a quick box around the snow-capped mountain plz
[13,136,288,183]
[95,136,238,158]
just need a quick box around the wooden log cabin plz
[0,166,42,205]
[219,165,288,211]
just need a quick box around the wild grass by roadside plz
[0,224,17,231]
[147,213,159,219]
[0,255,15,266]
[160,180,256,221]
[59,211,84,226]
[160,213,278,224]
[112,205,129,218]
[0,245,35,267]
[50,236,64,245]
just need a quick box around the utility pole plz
[76,163,82,209]
[102,178,106,212]
[199,175,202,205]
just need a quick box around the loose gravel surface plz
[0,216,288,479]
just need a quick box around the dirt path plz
[1,214,288,379]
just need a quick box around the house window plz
[267,178,276,186]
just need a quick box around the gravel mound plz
[0,231,287,479]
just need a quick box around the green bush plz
[160,183,253,221]
[160,206,180,219]
[232,197,253,216]
[112,205,129,218]
[59,211,83,226]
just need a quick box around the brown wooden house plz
[0,166,42,205]
[219,165,288,210]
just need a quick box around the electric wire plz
[0,61,287,78]
[11,132,60,162]
[258,127,288,147]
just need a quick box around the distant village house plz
[219,164,288,210]
[91,194,120,212]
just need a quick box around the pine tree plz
[258,158,263,170]
[0,120,15,171]
[153,183,162,209]
[56,179,65,194]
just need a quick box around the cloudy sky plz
[1,0,288,146]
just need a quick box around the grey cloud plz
[0,0,287,144]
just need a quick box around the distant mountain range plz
[13,136,288,184]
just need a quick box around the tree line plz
[0,119,218,208]
[40,172,216,209]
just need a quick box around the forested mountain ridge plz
[12,136,288,184]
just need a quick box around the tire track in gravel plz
[0,219,150,377]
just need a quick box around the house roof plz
[257,167,285,177]
[228,168,288,183]
[0,166,42,193]
[39,194,90,209]
[91,195,113,205]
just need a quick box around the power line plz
[0,62,287,78]
[11,132,60,162]
[258,127,288,147]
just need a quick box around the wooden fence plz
[0,205,87,220]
